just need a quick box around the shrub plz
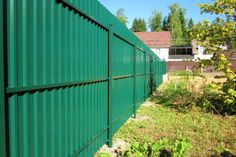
[197,83,236,115]
[154,71,235,115]
[155,79,198,112]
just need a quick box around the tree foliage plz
[131,18,147,32]
[116,8,128,26]
[185,18,194,43]
[179,7,187,36]
[187,18,194,30]
[162,16,168,31]
[167,3,185,45]
[190,0,236,114]
[149,11,163,32]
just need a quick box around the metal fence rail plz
[0,0,167,156]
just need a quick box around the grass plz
[97,73,236,156]
[113,102,236,156]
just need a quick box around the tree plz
[162,16,168,31]
[116,8,128,26]
[163,3,190,45]
[149,10,163,32]
[131,18,147,32]
[190,0,236,113]
[185,18,194,43]
[179,7,187,37]
[187,18,194,30]
[167,3,184,45]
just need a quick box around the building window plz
[169,47,193,55]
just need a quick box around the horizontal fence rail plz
[0,0,167,156]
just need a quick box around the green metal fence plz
[0,0,167,156]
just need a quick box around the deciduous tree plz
[190,0,236,113]
[116,8,128,26]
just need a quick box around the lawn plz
[97,73,236,157]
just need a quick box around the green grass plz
[97,73,236,156]
[168,70,201,77]
[113,103,236,156]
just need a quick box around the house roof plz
[135,31,171,48]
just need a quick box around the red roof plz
[135,31,171,48]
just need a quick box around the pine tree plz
[179,8,187,37]
[162,16,168,31]
[185,18,194,43]
[149,11,163,32]
[187,18,194,30]
[131,18,147,32]
[167,3,184,45]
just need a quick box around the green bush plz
[154,72,235,115]
[197,84,236,115]
[155,80,197,112]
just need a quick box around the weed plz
[98,152,112,157]
[121,138,192,157]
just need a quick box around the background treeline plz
[116,3,194,46]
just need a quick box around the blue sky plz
[99,0,216,29]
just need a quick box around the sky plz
[99,0,216,29]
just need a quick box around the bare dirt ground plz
[96,139,127,157]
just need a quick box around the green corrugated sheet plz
[0,0,166,156]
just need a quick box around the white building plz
[135,32,219,62]
[135,32,171,61]
[135,32,225,71]
[192,40,213,60]
[192,40,228,61]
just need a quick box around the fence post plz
[107,25,113,147]
[165,60,167,74]
[0,0,7,156]
[133,46,137,118]
[144,51,147,99]
[151,55,154,93]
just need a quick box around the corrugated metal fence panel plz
[112,77,134,135]
[7,0,109,156]
[155,59,162,87]
[155,59,161,87]
[8,1,109,87]
[112,35,135,135]
[113,35,134,77]
[9,84,108,157]
[2,0,167,156]
[136,75,145,106]
[136,49,145,74]
[136,49,146,107]
[0,0,7,156]
[146,55,151,97]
